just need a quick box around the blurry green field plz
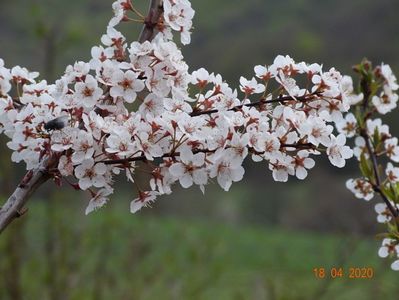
[0,200,398,300]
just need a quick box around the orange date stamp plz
[313,267,374,279]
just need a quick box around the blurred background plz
[1,0,399,299]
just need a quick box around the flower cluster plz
[341,60,399,271]
[4,0,399,272]
[162,0,195,45]
[372,64,399,114]
[0,0,359,217]
[378,238,399,270]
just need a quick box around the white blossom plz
[75,75,103,108]
[385,138,399,162]
[169,148,207,188]
[327,134,353,168]
[75,159,108,190]
[110,70,144,102]
[375,203,393,224]
[346,178,374,201]
[85,188,114,215]
[130,191,160,213]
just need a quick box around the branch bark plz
[101,143,317,166]
[0,159,51,234]
[138,0,163,43]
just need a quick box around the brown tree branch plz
[138,0,163,43]
[0,159,51,234]
[101,143,317,166]
[190,93,319,117]
[102,149,215,165]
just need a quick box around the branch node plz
[15,207,28,218]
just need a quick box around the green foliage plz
[0,200,398,300]
[359,153,373,179]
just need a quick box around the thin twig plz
[359,72,399,225]
[361,130,399,222]
[0,159,51,234]
[101,143,316,166]
[190,94,318,117]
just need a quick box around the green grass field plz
[0,200,398,300]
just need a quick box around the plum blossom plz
[72,131,95,164]
[386,163,399,183]
[209,151,245,191]
[135,131,163,160]
[385,138,399,162]
[51,128,78,152]
[130,191,160,213]
[106,129,136,157]
[110,70,145,102]
[254,132,280,159]
[169,149,207,188]
[58,155,74,177]
[353,137,368,160]
[336,113,357,138]
[109,0,133,27]
[138,93,164,117]
[101,26,125,49]
[292,150,315,180]
[378,238,398,258]
[340,75,363,105]
[163,0,195,45]
[190,68,212,88]
[372,86,399,114]
[239,77,265,95]
[75,75,103,108]
[85,188,114,215]
[346,178,374,201]
[254,65,271,81]
[75,159,108,190]
[380,63,399,91]
[391,260,399,271]
[298,116,333,147]
[11,66,39,83]
[375,203,393,223]
[327,134,353,168]
[0,61,12,96]
[366,118,389,137]
[150,165,173,195]
[269,153,295,182]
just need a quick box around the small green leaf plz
[359,153,373,179]
[376,232,391,239]
[382,184,396,202]
[354,107,364,127]
[387,222,398,234]
[373,127,381,148]
[370,81,380,97]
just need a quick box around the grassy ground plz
[0,200,398,300]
